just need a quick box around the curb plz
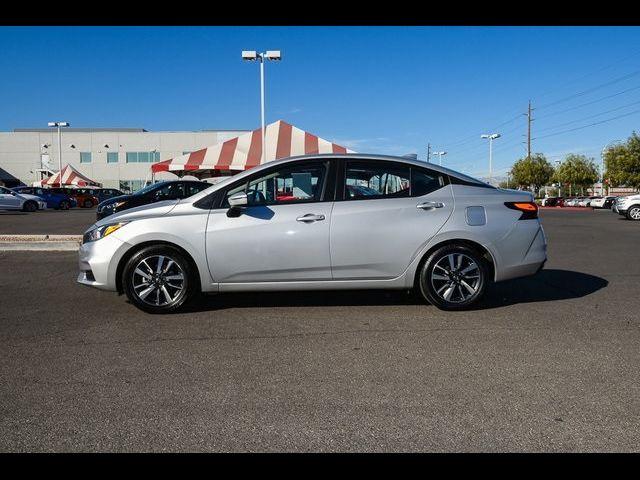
[0,235,82,251]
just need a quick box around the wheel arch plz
[115,240,202,294]
[412,238,496,289]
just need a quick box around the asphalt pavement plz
[0,209,638,452]
[0,208,96,235]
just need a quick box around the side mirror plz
[228,192,248,207]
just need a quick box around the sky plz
[1,26,640,179]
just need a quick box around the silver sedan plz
[78,154,547,313]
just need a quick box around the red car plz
[51,188,99,208]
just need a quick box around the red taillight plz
[505,201,538,219]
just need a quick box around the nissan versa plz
[78,154,547,313]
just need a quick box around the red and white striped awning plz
[152,120,355,178]
[36,164,102,188]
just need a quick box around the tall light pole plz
[48,121,70,187]
[480,133,501,185]
[601,139,622,196]
[242,50,282,166]
[433,151,447,166]
[555,160,562,197]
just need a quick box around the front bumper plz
[77,234,130,291]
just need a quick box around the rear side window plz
[411,168,445,197]
[345,161,410,200]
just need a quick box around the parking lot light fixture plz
[481,133,500,185]
[601,139,622,196]
[48,122,70,187]
[242,50,282,166]
[433,151,447,166]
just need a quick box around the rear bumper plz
[494,222,547,282]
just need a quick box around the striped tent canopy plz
[36,164,102,188]
[152,120,355,178]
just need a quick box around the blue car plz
[12,186,77,210]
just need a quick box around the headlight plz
[115,201,127,208]
[83,222,129,244]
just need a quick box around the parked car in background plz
[95,180,211,220]
[590,196,616,209]
[0,185,47,211]
[76,188,124,204]
[578,196,600,207]
[12,186,76,210]
[50,187,99,208]
[542,196,560,207]
[79,154,547,313]
[614,193,640,220]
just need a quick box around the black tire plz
[22,201,37,212]
[122,245,197,314]
[59,201,70,210]
[626,205,640,221]
[417,244,489,311]
[83,199,94,208]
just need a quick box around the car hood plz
[18,193,45,202]
[97,194,132,207]
[93,200,180,228]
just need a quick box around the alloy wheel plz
[430,253,481,303]
[131,255,185,307]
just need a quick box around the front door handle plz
[417,201,445,210]
[296,213,326,222]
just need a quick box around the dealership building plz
[0,127,247,192]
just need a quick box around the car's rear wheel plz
[83,199,94,208]
[626,206,640,221]
[22,201,37,212]
[418,244,489,311]
[123,245,196,314]
[59,201,70,210]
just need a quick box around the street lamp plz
[601,139,622,196]
[48,122,70,187]
[555,160,562,197]
[242,50,282,166]
[480,133,501,185]
[433,151,447,166]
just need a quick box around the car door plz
[0,187,22,209]
[206,160,333,283]
[330,159,454,279]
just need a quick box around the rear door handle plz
[296,213,326,222]
[417,201,445,210]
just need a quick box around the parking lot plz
[0,208,639,452]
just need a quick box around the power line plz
[535,107,640,140]
[535,84,640,120]
[536,69,640,110]
[535,98,640,134]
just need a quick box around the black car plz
[96,180,211,220]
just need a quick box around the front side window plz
[223,162,328,207]
[345,161,410,200]
[153,183,184,201]
[184,182,210,197]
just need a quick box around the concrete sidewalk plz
[0,234,82,251]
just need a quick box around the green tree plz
[605,132,640,190]
[509,153,554,195]
[554,154,599,194]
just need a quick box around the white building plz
[0,127,246,192]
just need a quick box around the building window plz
[126,151,160,163]
[107,152,119,164]
[80,152,92,164]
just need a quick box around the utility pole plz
[527,100,533,160]
[427,143,431,162]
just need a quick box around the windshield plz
[133,182,167,195]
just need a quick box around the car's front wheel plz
[122,245,197,314]
[22,201,37,212]
[626,206,640,221]
[418,244,489,311]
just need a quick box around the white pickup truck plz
[615,194,640,220]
